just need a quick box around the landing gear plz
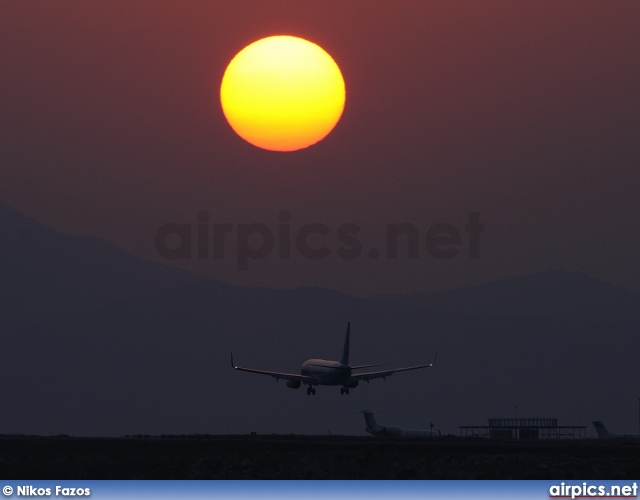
[306,386,316,395]
[340,387,350,395]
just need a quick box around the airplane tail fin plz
[361,410,381,432]
[592,421,611,438]
[339,322,350,366]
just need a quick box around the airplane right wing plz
[348,352,437,383]
[231,353,318,385]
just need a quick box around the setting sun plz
[220,36,346,152]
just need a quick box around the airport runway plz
[1,435,639,479]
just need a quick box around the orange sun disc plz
[220,35,346,152]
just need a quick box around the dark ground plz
[1,435,639,479]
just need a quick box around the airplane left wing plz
[349,352,437,383]
[231,353,318,385]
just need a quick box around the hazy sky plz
[2,1,639,295]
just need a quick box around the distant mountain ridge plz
[0,202,204,327]
[3,201,637,325]
[371,270,640,322]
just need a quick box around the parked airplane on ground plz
[592,421,640,439]
[231,322,436,395]
[361,410,438,437]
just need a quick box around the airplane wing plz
[350,363,389,370]
[349,352,437,383]
[231,353,318,385]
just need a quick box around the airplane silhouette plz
[361,410,438,437]
[231,322,436,395]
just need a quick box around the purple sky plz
[2,1,639,295]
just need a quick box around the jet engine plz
[286,380,301,389]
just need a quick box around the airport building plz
[459,418,586,439]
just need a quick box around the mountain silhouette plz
[0,202,203,327]
[372,269,640,322]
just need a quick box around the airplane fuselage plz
[362,410,437,438]
[301,359,352,385]
[366,426,436,438]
